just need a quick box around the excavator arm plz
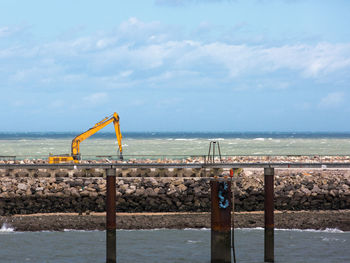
[71,112,123,160]
[48,112,123,164]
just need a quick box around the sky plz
[1,0,350,132]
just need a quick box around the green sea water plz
[1,132,350,160]
[0,228,349,263]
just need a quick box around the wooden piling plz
[230,169,237,263]
[211,178,232,263]
[106,168,116,263]
[264,167,274,262]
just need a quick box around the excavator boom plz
[48,112,123,163]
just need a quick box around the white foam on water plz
[235,227,346,233]
[184,228,210,231]
[121,228,209,232]
[321,237,344,242]
[236,227,264,231]
[253,138,265,141]
[0,223,14,232]
[274,228,345,233]
[63,229,99,232]
[121,228,168,232]
[323,228,345,233]
[187,240,202,243]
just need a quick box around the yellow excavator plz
[48,112,123,163]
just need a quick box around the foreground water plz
[1,132,350,159]
[0,228,349,263]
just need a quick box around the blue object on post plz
[218,182,229,209]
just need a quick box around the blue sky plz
[1,0,350,132]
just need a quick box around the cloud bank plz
[1,18,349,95]
[0,17,350,122]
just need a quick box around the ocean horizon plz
[2,131,350,139]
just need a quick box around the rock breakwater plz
[0,167,349,215]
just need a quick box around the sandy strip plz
[1,210,349,232]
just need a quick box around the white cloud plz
[119,17,160,32]
[0,26,24,38]
[119,70,133,78]
[96,38,115,49]
[1,19,350,94]
[177,42,350,78]
[319,92,345,108]
[117,17,168,44]
[0,26,12,37]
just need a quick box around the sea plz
[1,131,350,160]
[1,132,350,262]
[0,226,349,263]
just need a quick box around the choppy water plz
[1,132,350,160]
[0,227,349,263]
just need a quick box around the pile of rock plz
[2,154,350,165]
[235,169,350,211]
[0,168,349,215]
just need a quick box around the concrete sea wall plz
[0,167,349,215]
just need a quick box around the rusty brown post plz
[230,169,237,263]
[211,178,232,263]
[264,167,274,262]
[106,168,116,263]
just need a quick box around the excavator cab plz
[48,154,76,164]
